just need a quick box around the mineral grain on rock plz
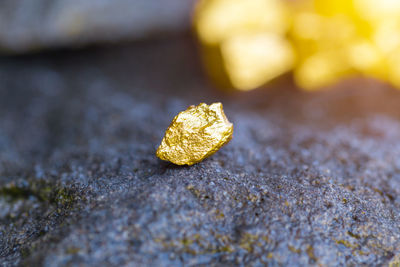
[156,102,233,165]
[4,36,400,267]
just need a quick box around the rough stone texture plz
[1,36,400,266]
[0,0,196,53]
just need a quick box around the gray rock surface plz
[1,36,400,266]
[0,0,196,53]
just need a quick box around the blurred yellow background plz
[194,0,400,91]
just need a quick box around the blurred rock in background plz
[0,0,196,53]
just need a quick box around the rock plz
[0,0,196,53]
[156,102,233,166]
[1,35,400,266]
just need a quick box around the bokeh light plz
[194,0,294,91]
[194,0,400,91]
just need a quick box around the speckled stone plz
[1,36,400,266]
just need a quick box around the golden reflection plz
[221,33,294,90]
[194,0,293,90]
[194,0,400,91]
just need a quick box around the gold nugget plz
[156,103,233,165]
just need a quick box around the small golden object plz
[156,103,233,166]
